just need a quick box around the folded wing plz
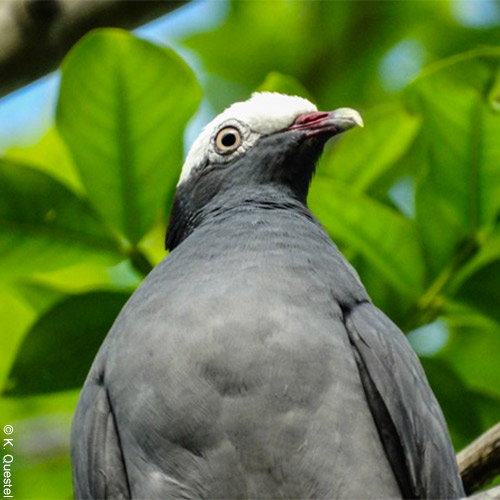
[343,301,464,499]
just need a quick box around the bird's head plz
[166,92,363,250]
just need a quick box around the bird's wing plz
[343,301,464,499]
[71,364,130,500]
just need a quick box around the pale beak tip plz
[333,108,364,128]
[353,111,364,128]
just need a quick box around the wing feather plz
[71,368,130,500]
[343,301,464,499]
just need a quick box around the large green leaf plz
[308,179,425,298]
[0,287,36,383]
[30,260,142,295]
[5,128,83,193]
[406,49,500,277]
[4,291,130,395]
[0,160,121,280]
[447,227,500,323]
[349,254,415,327]
[57,29,201,245]
[420,357,488,450]
[454,258,500,324]
[442,302,500,398]
[451,228,500,288]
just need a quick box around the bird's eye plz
[215,127,242,154]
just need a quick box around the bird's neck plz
[165,186,313,251]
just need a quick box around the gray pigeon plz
[71,92,465,499]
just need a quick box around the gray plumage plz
[71,93,464,499]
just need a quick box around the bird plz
[71,92,465,499]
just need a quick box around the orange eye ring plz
[215,126,242,154]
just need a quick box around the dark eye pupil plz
[221,133,236,147]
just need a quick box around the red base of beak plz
[288,109,363,138]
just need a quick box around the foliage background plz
[1,1,500,498]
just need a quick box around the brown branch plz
[0,0,188,98]
[458,422,500,495]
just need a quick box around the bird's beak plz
[288,108,364,139]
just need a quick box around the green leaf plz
[10,282,64,317]
[0,287,36,384]
[420,357,485,450]
[30,260,142,294]
[308,179,425,297]
[406,48,500,276]
[442,303,500,398]
[347,253,415,327]
[185,2,329,91]
[454,258,500,324]
[317,103,420,193]
[256,72,315,102]
[5,291,130,395]
[473,393,500,446]
[57,29,201,245]
[487,65,500,112]
[0,160,122,280]
[446,226,500,323]
[5,128,83,193]
[450,229,500,290]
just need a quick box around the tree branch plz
[0,0,188,98]
[458,422,500,495]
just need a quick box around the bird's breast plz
[103,208,397,498]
